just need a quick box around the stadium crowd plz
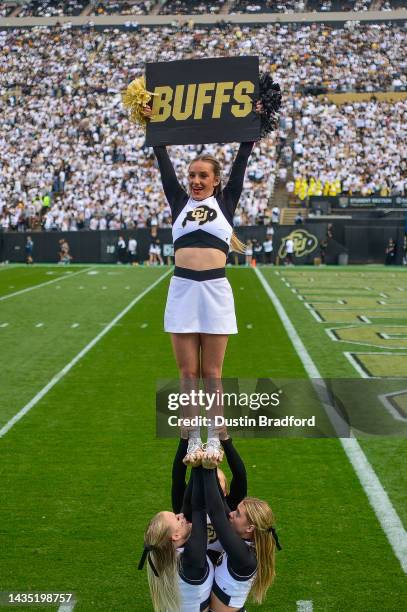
[1,21,407,231]
[0,2,15,17]
[159,0,225,14]
[90,0,156,16]
[291,97,407,199]
[18,0,88,17]
[5,0,404,16]
[2,22,405,100]
[231,0,304,13]
[0,91,276,231]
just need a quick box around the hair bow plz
[138,544,159,577]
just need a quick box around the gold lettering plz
[150,86,173,122]
[212,81,234,119]
[173,84,197,121]
[231,81,254,118]
[194,83,216,120]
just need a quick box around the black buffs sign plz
[145,56,260,146]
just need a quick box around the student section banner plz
[145,56,260,146]
[310,195,407,209]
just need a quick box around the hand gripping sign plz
[144,56,260,146]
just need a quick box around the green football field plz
[0,264,406,612]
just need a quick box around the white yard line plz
[343,352,370,379]
[0,268,92,302]
[0,270,171,439]
[296,601,313,612]
[255,267,407,574]
[304,303,323,323]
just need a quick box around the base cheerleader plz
[140,468,212,612]
[202,466,280,612]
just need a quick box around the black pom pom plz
[257,72,282,139]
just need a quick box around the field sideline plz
[0,264,406,612]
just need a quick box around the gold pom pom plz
[122,76,155,127]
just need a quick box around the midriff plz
[175,247,227,271]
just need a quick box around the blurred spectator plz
[117,235,127,263]
[262,237,273,263]
[245,240,253,266]
[385,237,396,265]
[285,236,294,265]
[253,239,263,264]
[271,206,280,225]
[128,236,138,264]
[58,238,72,264]
[25,236,34,264]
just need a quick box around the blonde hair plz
[144,512,180,612]
[241,497,277,604]
[217,467,229,496]
[230,233,246,254]
[189,154,246,254]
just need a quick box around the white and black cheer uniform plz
[153,143,254,334]
[177,547,214,612]
[202,469,257,612]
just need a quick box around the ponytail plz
[241,497,277,604]
[144,512,180,611]
[230,232,246,254]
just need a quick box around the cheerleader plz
[149,240,158,266]
[141,103,262,465]
[202,467,280,612]
[155,238,164,266]
[245,240,253,267]
[140,468,213,612]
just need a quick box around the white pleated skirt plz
[164,273,237,335]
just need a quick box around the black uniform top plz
[202,468,257,578]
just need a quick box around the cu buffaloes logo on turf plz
[182,205,217,227]
[278,229,318,259]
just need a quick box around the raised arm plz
[171,438,188,514]
[153,146,188,218]
[203,469,256,575]
[181,468,208,581]
[221,438,247,511]
[221,142,254,216]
